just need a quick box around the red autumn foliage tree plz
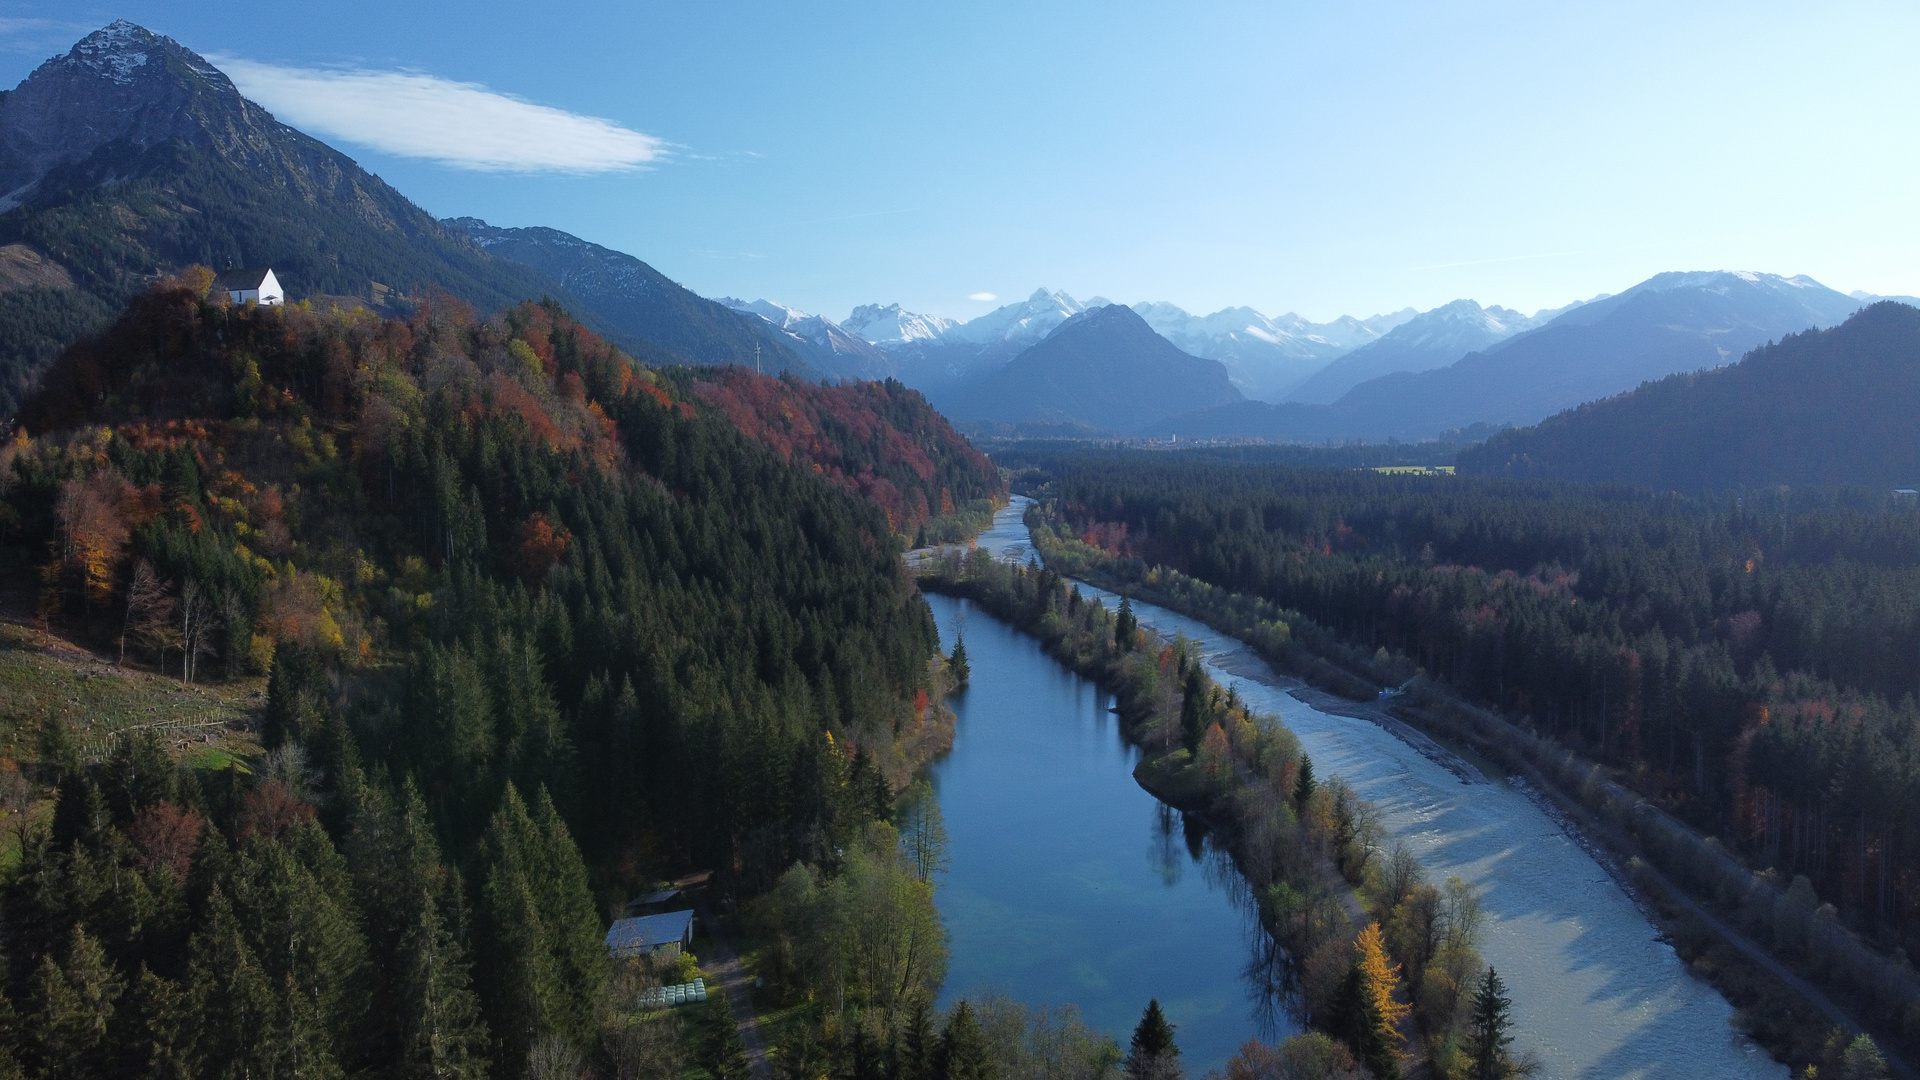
[128,802,205,881]
[516,511,571,583]
[236,782,316,844]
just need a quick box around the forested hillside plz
[1009,450,1920,964]
[0,272,985,1077]
[0,23,612,419]
[1460,301,1920,490]
[690,368,1003,542]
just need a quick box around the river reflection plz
[924,591,1297,1073]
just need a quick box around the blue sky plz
[4,1,1917,324]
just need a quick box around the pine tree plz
[32,925,122,1079]
[396,895,490,1080]
[183,888,287,1079]
[1467,966,1513,1080]
[477,785,562,1073]
[935,1001,992,1080]
[528,786,609,1043]
[899,1000,936,1080]
[1292,755,1315,810]
[703,997,752,1080]
[949,636,970,687]
[1115,597,1137,652]
[1125,999,1180,1080]
[1330,965,1382,1079]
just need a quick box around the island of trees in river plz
[998,444,1918,1075]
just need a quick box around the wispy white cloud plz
[212,56,665,173]
[0,17,102,53]
[968,292,997,302]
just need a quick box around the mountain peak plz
[843,302,957,347]
[951,293,1239,433]
[0,20,261,197]
[60,20,223,86]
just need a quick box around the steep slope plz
[3,272,961,1073]
[444,218,814,377]
[1457,301,1920,490]
[1133,302,1414,401]
[0,22,586,417]
[1329,271,1871,438]
[1288,297,1586,404]
[688,369,1003,535]
[945,303,1241,432]
[719,297,895,380]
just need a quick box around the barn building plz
[604,910,697,960]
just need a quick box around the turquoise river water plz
[923,498,1786,1079]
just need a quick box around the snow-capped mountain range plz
[1287,297,1594,404]
[724,287,1438,402]
[841,303,957,347]
[716,297,896,380]
[1130,302,1415,400]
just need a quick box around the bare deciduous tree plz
[120,559,174,667]
[179,579,222,684]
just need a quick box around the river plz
[928,497,1785,1079]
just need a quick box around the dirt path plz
[696,899,771,1080]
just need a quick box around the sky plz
[2,1,1917,325]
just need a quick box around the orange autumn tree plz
[1355,921,1409,1074]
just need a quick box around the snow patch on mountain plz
[842,303,957,347]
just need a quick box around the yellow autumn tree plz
[1356,921,1410,1050]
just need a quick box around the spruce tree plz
[1125,999,1179,1080]
[183,888,286,1079]
[899,1000,936,1080]
[31,925,122,1079]
[949,636,970,687]
[529,786,610,1043]
[935,1001,992,1080]
[1331,965,1384,1079]
[1467,966,1513,1080]
[396,896,490,1080]
[1292,755,1315,810]
[1115,597,1137,652]
[703,997,752,1080]
[477,784,562,1073]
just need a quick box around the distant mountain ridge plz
[1156,270,1882,442]
[1287,296,1593,404]
[943,303,1241,432]
[1132,301,1414,401]
[1457,301,1920,490]
[842,302,958,347]
[717,297,895,380]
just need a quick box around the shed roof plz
[605,910,696,956]
[215,267,274,290]
[630,889,682,907]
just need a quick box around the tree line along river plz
[922,498,1785,1079]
